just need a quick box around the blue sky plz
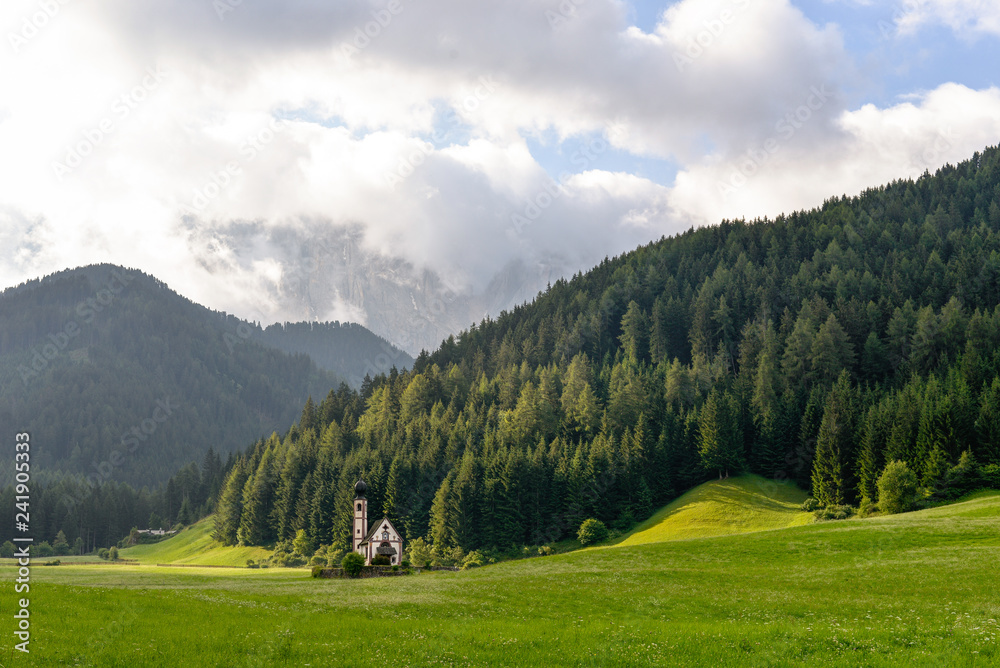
[523,0,1000,185]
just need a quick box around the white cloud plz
[895,0,1000,37]
[0,0,995,344]
[669,83,1000,226]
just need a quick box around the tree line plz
[0,449,230,552]
[213,146,1000,558]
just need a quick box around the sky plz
[1,0,998,331]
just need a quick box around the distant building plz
[351,479,403,566]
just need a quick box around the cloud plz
[894,0,1000,37]
[669,83,1000,226]
[0,0,995,346]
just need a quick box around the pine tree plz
[214,458,248,546]
[619,301,649,364]
[811,372,858,506]
[237,441,278,546]
[810,314,856,385]
[857,403,889,503]
[975,377,1000,464]
[697,389,744,478]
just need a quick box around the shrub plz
[537,545,553,557]
[372,554,390,566]
[246,559,260,569]
[401,559,411,569]
[801,497,822,512]
[857,498,879,517]
[108,546,119,561]
[816,505,855,521]
[98,548,110,560]
[53,530,70,555]
[940,451,982,499]
[577,519,609,546]
[878,461,919,514]
[36,541,54,558]
[292,529,314,558]
[325,548,346,568]
[462,551,485,570]
[342,552,365,577]
[281,555,306,568]
[981,464,1000,490]
[391,565,399,572]
[43,560,61,566]
[405,537,431,568]
[311,566,324,578]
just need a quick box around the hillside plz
[256,321,413,387]
[20,491,1000,665]
[615,475,812,546]
[216,146,1000,558]
[0,264,349,485]
[120,517,271,567]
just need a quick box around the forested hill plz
[0,264,353,485]
[256,321,413,387]
[215,147,1000,558]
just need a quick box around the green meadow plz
[116,519,271,567]
[2,482,998,667]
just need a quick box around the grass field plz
[2,483,998,666]
[117,518,272,567]
[614,474,813,546]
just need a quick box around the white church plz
[352,479,404,566]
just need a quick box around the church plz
[352,479,404,566]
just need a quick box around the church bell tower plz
[352,479,368,552]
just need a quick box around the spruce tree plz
[811,372,857,506]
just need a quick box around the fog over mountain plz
[183,219,570,354]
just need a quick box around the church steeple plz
[352,479,368,552]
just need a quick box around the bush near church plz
[341,552,365,577]
[577,519,609,546]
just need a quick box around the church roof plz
[358,516,401,546]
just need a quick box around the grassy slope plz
[7,491,999,666]
[119,517,271,566]
[614,474,813,546]
[124,474,808,566]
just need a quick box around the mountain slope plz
[215,146,1000,557]
[614,475,811,546]
[255,321,413,387]
[0,264,348,485]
